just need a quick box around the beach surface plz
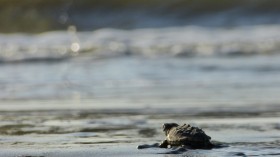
[0,100,279,157]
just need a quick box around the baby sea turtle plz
[159,123,213,149]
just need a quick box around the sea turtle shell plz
[159,123,213,149]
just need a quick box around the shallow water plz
[2,56,280,106]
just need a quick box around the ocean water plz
[1,1,280,156]
[2,0,280,32]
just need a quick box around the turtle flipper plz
[159,139,168,148]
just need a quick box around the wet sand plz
[0,101,279,157]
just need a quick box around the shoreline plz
[0,99,280,113]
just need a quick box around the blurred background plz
[2,0,280,32]
[1,0,280,112]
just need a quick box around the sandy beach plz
[0,101,279,157]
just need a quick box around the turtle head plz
[162,123,179,136]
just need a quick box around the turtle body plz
[159,123,213,149]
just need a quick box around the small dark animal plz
[159,123,213,149]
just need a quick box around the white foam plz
[1,25,280,62]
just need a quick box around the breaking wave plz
[1,25,280,63]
